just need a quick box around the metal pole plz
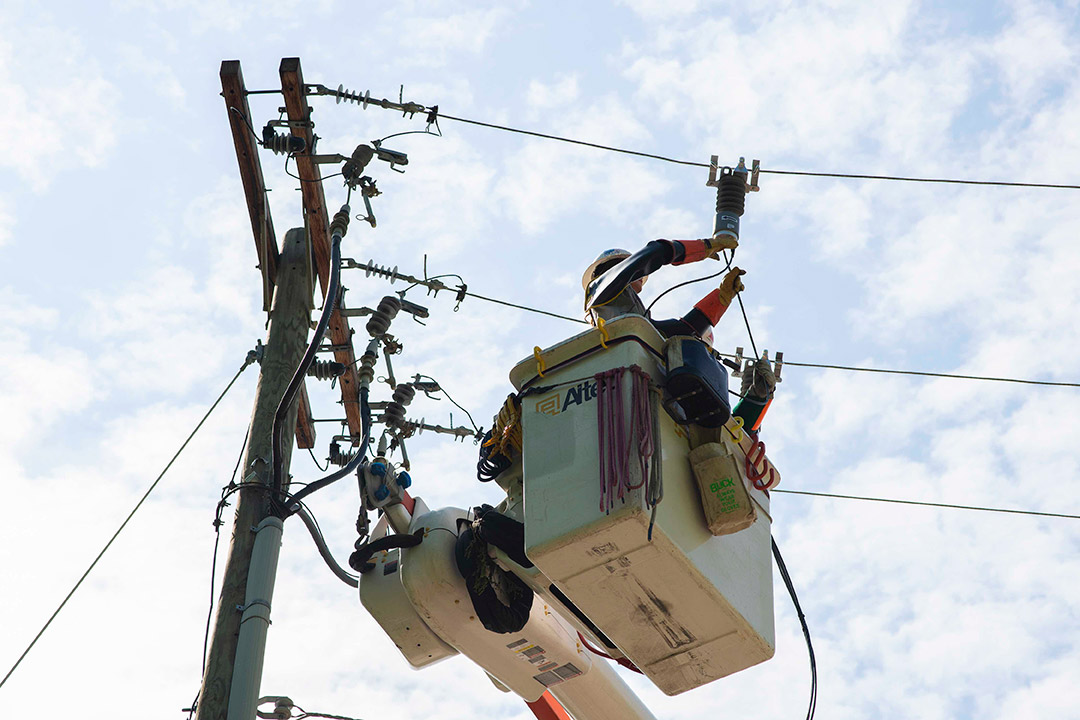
[196,228,313,720]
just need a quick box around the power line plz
[433,112,1080,190]
[771,488,1080,520]
[464,289,588,324]
[462,288,1078,389]
[0,357,254,692]
[774,359,1080,389]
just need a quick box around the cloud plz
[0,196,13,247]
[392,5,515,67]
[526,75,580,111]
[0,7,119,190]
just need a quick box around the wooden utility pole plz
[196,228,313,720]
[220,60,317,450]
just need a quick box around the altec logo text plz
[535,380,598,416]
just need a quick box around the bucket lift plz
[356,156,784,717]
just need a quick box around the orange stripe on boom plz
[526,691,573,720]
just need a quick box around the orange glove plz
[717,267,746,306]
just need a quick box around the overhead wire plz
[364,268,1080,389]
[772,538,817,720]
[771,488,1080,520]
[1,357,254,692]
[186,418,254,719]
[431,111,1080,190]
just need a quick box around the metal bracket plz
[706,155,761,192]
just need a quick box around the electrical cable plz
[458,286,1079,389]
[285,387,372,511]
[186,419,253,719]
[771,488,1080,520]
[413,373,480,432]
[767,360,1080,388]
[271,221,346,507]
[719,248,759,358]
[463,289,588,324]
[432,111,1080,190]
[307,447,329,472]
[284,153,345,184]
[294,503,359,588]
[772,537,816,720]
[0,358,253,692]
[644,253,733,314]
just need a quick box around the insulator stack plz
[361,260,400,282]
[366,295,402,336]
[383,403,406,427]
[329,441,358,467]
[262,127,306,156]
[717,173,747,217]
[713,161,749,244]
[335,84,370,107]
[357,339,379,389]
[382,383,416,429]
[307,360,346,381]
[392,384,416,406]
[330,204,351,239]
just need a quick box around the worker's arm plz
[586,237,738,310]
[652,267,745,338]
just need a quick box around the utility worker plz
[581,237,775,433]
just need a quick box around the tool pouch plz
[688,442,756,536]
[663,337,731,427]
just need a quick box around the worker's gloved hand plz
[716,267,746,306]
[740,357,776,400]
[710,234,739,252]
[673,237,739,265]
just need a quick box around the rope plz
[1,358,253,691]
[596,366,659,525]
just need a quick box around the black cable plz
[285,387,372,511]
[228,106,264,146]
[771,488,1080,520]
[373,126,442,145]
[307,447,329,472]
[186,422,252,720]
[1,359,252,692]
[438,112,709,168]
[433,111,1080,190]
[284,153,345,184]
[760,167,1079,190]
[414,373,480,432]
[772,360,1080,388]
[644,252,734,314]
[359,261,1080,389]
[271,227,344,507]
[464,289,588,324]
[772,538,816,720]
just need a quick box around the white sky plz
[2,1,1079,719]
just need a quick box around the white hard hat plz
[581,248,647,291]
